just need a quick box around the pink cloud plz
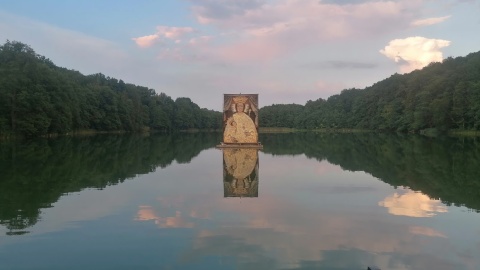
[217,38,286,62]
[132,26,194,48]
[132,34,159,48]
[136,0,425,63]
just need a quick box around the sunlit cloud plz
[411,15,451,27]
[132,34,159,48]
[380,36,451,73]
[379,190,448,217]
[132,26,194,48]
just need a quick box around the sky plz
[1,0,479,110]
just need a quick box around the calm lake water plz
[1,133,479,270]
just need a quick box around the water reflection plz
[260,133,480,212]
[1,133,480,269]
[379,189,448,218]
[0,133,220,235]
[1,132,480,236]
[223,149,259,198]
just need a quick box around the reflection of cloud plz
[135,206,194,228]
[138,189,458,269]
[315,161,344,175]
[380,36,451,73]
[409,226,447,238]
[379,191,448,217]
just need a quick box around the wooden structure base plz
[216,143,263,149]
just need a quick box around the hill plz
[0,41,222,138]
[260,51,480,133]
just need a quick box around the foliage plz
[259,52,480,133]
[0,41,222,137]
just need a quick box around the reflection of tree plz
[260,133,480,212]
[0,132,220,235]
[223,149,259,197]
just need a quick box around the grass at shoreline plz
[259,127,372,133]
[448,130,480,136]
[2,128,480,140]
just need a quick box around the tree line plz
[0,40,222,138]
[260,51,480,133]
[2,40,480,137]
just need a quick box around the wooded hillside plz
[0,41,222,137]
[260,51,480,133]
[2,40,480,137]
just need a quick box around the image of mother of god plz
[223,98,258,144]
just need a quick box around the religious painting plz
[223,94,259,144]
[223,148,259,197]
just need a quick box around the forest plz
[1,40,480,137]
[0,41,222,138]
[260,50,480,133]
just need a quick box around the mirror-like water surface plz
[1,133,479,270]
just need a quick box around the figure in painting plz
[223,148,259,197]
[223,95,259,144]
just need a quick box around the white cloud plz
[380,36,451,73]
[411,15,451,26]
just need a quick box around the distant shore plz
[3,128,480,140]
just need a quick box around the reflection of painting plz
[223,94,259,144]
[223,148,259,197]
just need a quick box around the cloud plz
[189,0,266,23]
[380,36,451,73]
[132,26,194,48]
[378,190,448,217]
[132,34,159,48]
[301,60,377,69]
[157,26,194,40]
[138,0,423,64]
[411,15,451,26]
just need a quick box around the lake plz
[1,133,479,270]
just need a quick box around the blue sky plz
[1,0,479,110]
